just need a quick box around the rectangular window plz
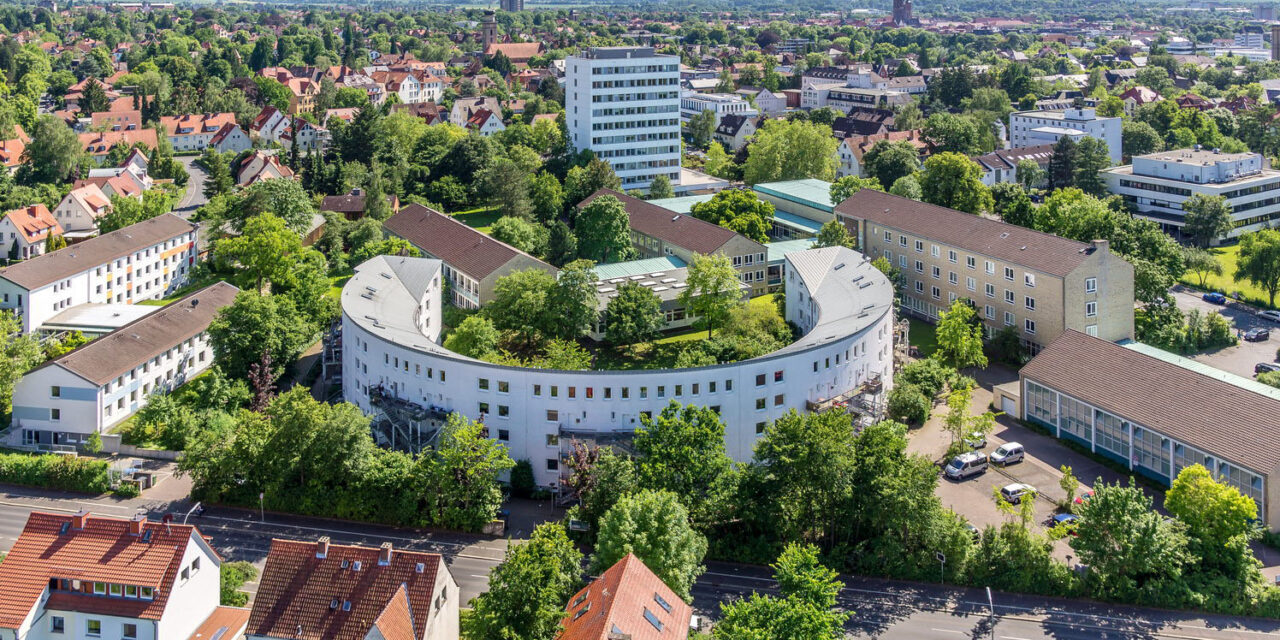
[568,387,576,399]
[1024,319,1036,334]
[966,256,976,269]
[755,421,767,434]
[931,286,940,300]
[755,373,766,386]
[94,582,106,595]
[621,387,630,399]
[899,235,907,246]
[586,387,595,399]
[1004,290,1014,304]
[51,617,64,634]
[533,384,542,396]
[985,260,995,275]
[123,624,137,640]
[1025,296,1036,311]
[725,379,732,391]
[86,620,101,637]
[692,383,700,395]
[948,250,957,263]
[546,410,559,422]
[1086,324,1098,336]
[1024,273,1036,287]
[547,434,559,447]
[931,265,940,279]
[914,240,923,252]
[550,386,559,398]
[755,398,766,410]
[498,405,510,417]
[966,277,976,291]
[915,280,924,293]
[478,378,489,391]
[985,283,995,298]
[985,305,995,319]
[51,386,60,398]
[914,260,924,273]
[498,381,509,393]
[948,272,958,285]
[1085,277,1097,293]
[640,386,648,399]
[50,408,60,421]
[773,394,784,406]
[125,585,137,598]
[1004,267,1014,281]
[1004,311,1015,326]
[546,458,559,471]
[479,402,490,414]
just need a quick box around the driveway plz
[173,155,208,218]
[1172,286,1279,378]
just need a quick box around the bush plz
[887,383,932,425]
[220,561,258,607]
[510,459,537,498]
[112,482,140,499]
[0,452,111,493]
[898,358,955,397]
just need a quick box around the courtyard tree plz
[679,253,743,337]
[828,175,883,205]
[575,195,633,263]
[604,281,664,348]
[690,189,775,244]
[919,152,993,214]
[814,219,855,249]
[1182,194,1233,248]
[934,300,989,371]
[1235,229,1280,306]
[742,119,838,184]
[591,489,707,602]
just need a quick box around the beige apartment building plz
[836,190,1134,353]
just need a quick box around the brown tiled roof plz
[557,554,691,640]
[835,190,1096,278]
[370,585,416,640]
[384,204,552,280]
[36,281,238,385]
[79,128,158,154]
[187,606,251,640]
[246,539,444,640]
[1020,331,1280,475]
[579,189,740,256]
[0,512,210,628]
[971,144,1054,173]
[3,204,61,243]
[484,41,545,61]
[0,213,197,291]
[159,113,237,138]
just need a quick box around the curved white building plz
[341,247,895,489]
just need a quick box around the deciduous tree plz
[690,189,775,243]
[604,281,663,347]
[920,152,993,214]
[575,195,633,263]
[935,300,988,371]
[1181,194,1233,248]
[1235,229,1280,306]
[742,119,838,184]
[465,523,583,640]
[591,489,707,602]
[679,253,743,337]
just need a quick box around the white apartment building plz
[1009,107,1122,164]
[0,511,231,640]
[342,249,895,488]
[9,282,236,449]
[0,214,199,334]
[1236,32,1265,48]
[565,47,682,190]
[679,91,757,123]
[1102,148,1280,240]
[158,113,238,152]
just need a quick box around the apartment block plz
[1009,107,1121,164]
[836,190,1134,353]
[0,214,199,334]
[565,47,682,190]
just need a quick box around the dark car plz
[1245,327,1271,342]
[1052,513,1080,535]
[1257,362,1280,375]
[1203,292,1228,305]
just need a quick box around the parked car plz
[944,452,989,480]
[963,523,981,544]
[991,442,1025,465]
[1074,490,1094,505]
[1245,327,1272,342]
[1203,292,1227,305]
[964,431,987,449]
[1052,513,1080,535]
[1260,310,1280,323]
[1256,362,1280,375]
[1000,483,1036,505]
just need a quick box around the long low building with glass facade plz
[1019,331,1280,530]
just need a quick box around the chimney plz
[378,542,393,566]
[129,513,146,536]
[316,536,330,559]
[1090,239,1108,254]
[71,510,90,530]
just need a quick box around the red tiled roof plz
[0,512,211,628]
[187,606,250,640]
[79,128,158,155]
[246,539,445,640]
[579,189,740,255]
[91,109,143,130]
[159,113,236,138]
[557,554,691,640]
[3,204,62,243]
[484,41,545,62]
[384,203,553,280]
[0,124,29,167]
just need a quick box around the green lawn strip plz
[1178,245,1277,310]
[908,317,939,358]
[452,207,502,234]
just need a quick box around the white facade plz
[0,216,198,334]
[679,92,757,123]
[1009,108,1122,164]
[1102,148,1280,240]
[565,47,682,190]
[54,185,111,235]
[340,249,895,488]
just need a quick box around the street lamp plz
[986,586,995,640]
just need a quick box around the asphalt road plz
[3,485,1280,638]
[173,155,208,218]
[1171,286,1280,379]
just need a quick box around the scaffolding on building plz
[367,385,451,453]
[806,374,886,428]
[553,425,638,507]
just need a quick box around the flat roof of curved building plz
[777,246,894,356]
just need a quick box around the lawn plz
[1179,244,1277,310]
[136,273,223,306]
[908,317,938,358]
[452,207,502,234]
[593,294,783,369]
[327,270,353,299]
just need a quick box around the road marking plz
[1000,636,1034,640]
[929,629,964,635]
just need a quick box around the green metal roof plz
[590,256,687,281]
[753,179,836,212]
[1118,340,1280,403]
[772,209,825,233]
[766,238,818,263]
[648,194,716,214]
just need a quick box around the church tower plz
[480,11,497,52]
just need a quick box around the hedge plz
[0,452,111,493]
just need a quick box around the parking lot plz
[1173,286,1280,379]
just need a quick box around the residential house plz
[836,189,1135,353]
[159,113,238,152]
[712,114,757,151]
[484,41,546,65]
[464,108,505,136]
[449,96,503,128]
[556,554,692,640]
[0,511,240,640]
[0,213,199,333]
[90,109,143,132]
[971,144,1054,187]
[0,205,62,261]
[391,101,445,125]
[245,538,459,640]
[237,150,295,186]
[1008,108,1122,164]
[836,130,928,179]
[10,282,237,444]
[53,184,112,239]
[384,204,557,309]
[209,122,252,153]
[579,189,770,295]
[0,125,29,173]
[736,87,787,115]
[79,129,158,159]
[1118,86,1162,117]
[321,188,401,221]
[250,106,290,143]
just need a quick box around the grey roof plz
[774,246,894,356]
[40,281,239,386]
[342,256,465,360]
[1020,331,1280,475]
[0,214,197,291]
[384,204,552,280]
[835,190,1100,278]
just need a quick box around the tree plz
[1165,464,1260,583]
[935,300,988,371]
[742,119,838,185]
[44,234,66,253]
[207,292,316,379]
[79,78,110,115]
[886,383,931,425]
[633,402,736,527]
[201,149,234,200]
[828,175,883,205]
[1015,159,1045,190]
[529,173,565,224]
[704,143,735,179]
[490,216,548,256]
[920,152,993,214]
[563,158,621,207]
[814,219,854,249]
[465,522,583,640]
[1182,194,1233,248]
[20,115,83,184]
[991,182,1034,228]
[575,196,633,263]
[889,175,922,200]
[1059,465,1078,511]
[689,189,775,243]
[420,413,516,530]
[604,281,663,347]
[687,110,716,150]
[647,174,674,199]
[680,253,743,337]
[1235,229,1280,306]
[863,139,922,189]
[548,260,600,340]
[1072,137,1112,197]
[220,561,257,607]
[0,311,41,416]
[214,214,302,291]
[546,220,578,266]
[591,489,707,602]
[1071,478,1191,602]
[1123,120,1165,160]
[713,543,848,640]
[475,158,532,219]
[1182,247,1223,288]
[922,112,980,155]
[230,178,319,234]
[443,315,501,359]
[1047,136,1077,190]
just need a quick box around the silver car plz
[1000,483,1036,504]
[991,442,1024,465]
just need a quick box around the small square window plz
[51,616,64,634]
[755,374,766,386]
[123,623,137,640]
[755,421,767,434]
[546,458,559,471]
[773,394,784,406]
[497,429,509,441]
[86,620,101,637]
[755,398,766,410]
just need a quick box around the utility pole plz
[987,586,995,639]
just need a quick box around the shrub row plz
[0,451,111,494]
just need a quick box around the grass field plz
[593,294,783,370]
[1179,244,1277,309]
[136,273,222,306]
[453,208,502,234]
[908,317,939,358]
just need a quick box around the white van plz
[991,442,1025,466]
[944,451,989,480]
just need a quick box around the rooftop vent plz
[834,263,845,271]
[671,215,681,221]
[999,232,1010,239]
[330,599,339,609]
